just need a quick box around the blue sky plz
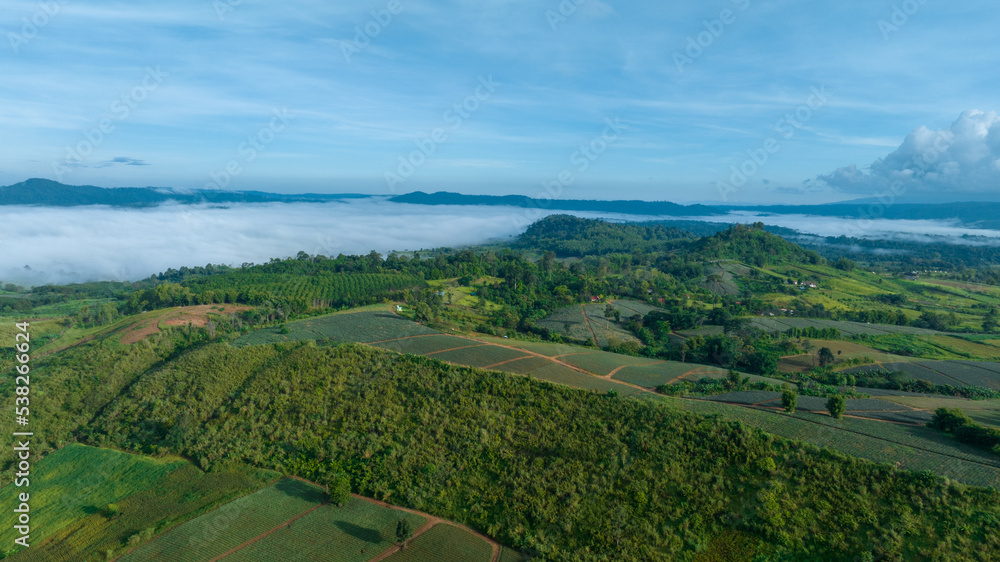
[2,0,998,203]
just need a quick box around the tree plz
[781,387,797,414]
[326,472,352,506]
[103,503,121,518]
[984,308,999,333]
[818,347,836,368]
[826,395,846,419]
[414,302,433,323]
[396,518,413,547]
[726,368,742,390]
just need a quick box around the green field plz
[848,360,1000,390]
[121,478,327,561]
[370,334,475,355]
[750,317,944,336]
[233,309,439,347]
[385,523,494,562]
[559,350,657,375]
[665,396,1000,488]
[429,344,530,369]
[536,303,640,347]
[223,498,426,562]
[0,444,273,561]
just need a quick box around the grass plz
[385,523,493,562]
[121,478,327,562]
[223,498,426,562]
[0,444,274,561]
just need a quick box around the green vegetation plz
[385,524,493,561]
[929,408,1000,456]
[221,498,426,562]
[10,214,1000,560]
[0,444,273,560]
[122,478,327,561]
[51,342,999,560]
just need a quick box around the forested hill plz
[515,215,694,256]
[515,215,821,267]
[693,222,823,266]
[389,191,722,216]
[0,179,368,207]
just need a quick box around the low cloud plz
[819,110,1000,195]
[0,200,645,286]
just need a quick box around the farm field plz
[223,497,427,562]
[0,444,274,561]
[428,344,530,369]
[880,395,1000,427]
[749,317,944,337]
[558,350,657,375]
[384,523,494,562]
[778,339,904,373]
[495,358,644,395]
[701,392,935,424]
[847,360,1000,390]
[370,334,476,356]
[611,362,786,389]
[233,308,438,347]
[536,303,640,347]
[121,478,328,562]
[663,396,1000,488]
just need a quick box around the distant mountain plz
[0,179,371,207]
[389,191,723,217]
[724,202,1000,229]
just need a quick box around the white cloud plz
[820,110,1000,194]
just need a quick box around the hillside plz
[7,336,996,560]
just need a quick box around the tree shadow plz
[275,478,327,503]
[334,520,383,543]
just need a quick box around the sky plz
[2,0,999,204]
